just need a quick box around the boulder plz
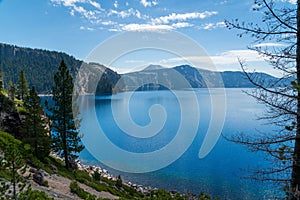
[33,170,44,186]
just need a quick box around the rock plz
[25,158,32,166]
[68,159,78,170]
[33,170,44,186]
[29,167,37,173]
[137,187,144,193]
[0,94,23,140]
[49,164,58,174]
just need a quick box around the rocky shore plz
[76,161,158,196]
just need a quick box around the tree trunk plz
[63,131,69,170]
[291,1,300,198]
[12,152,16,200]
[63,95,69,170]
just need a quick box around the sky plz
[0,0,296,76]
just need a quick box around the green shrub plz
[93,171,101,181]
[18,189,53,200]
[115,175,122,188]
[70,181,97,200]
[43,180,49,187]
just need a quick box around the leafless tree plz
[225,0,300,199]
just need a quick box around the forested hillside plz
[0,43,290,95]
[0,43,120,94]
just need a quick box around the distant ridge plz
[142,64,165,71]
[121,64,292,91]
[0,43,293,94]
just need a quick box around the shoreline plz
[50,153,161,196]
[76,160,158,195]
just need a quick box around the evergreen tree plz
[8,80,16,101]
[0,70,3,90]
[23,87,51,160]
[50,60,84,169]
[0,131,27,199]
[16,70,29,101]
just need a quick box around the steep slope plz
[0,43,120,94]
[0,91,23,140]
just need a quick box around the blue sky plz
[0,0,296,75]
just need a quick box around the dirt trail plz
[30,173,119,200]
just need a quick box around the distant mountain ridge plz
[121,64,290,91]
[142,64,165,71]
[0,43,292,94]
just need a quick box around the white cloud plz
[114,0,118,8]
[125,2,129,6]
[88,0,102,9]
[79,26,94,31]
[108,28,120,32]
[280,0,296,4]
[118,22,194,32]
[202,22,225,30]
[121,23,173,32]
[252,42,286,47]
[159,50,265,66]
[51,1,219,33]
[210,50,266,65]
[219,0,228,5]
[73,5,97,19]
[51,0,102,9]
[135,10,142,19]
[140,0,158,7]
[51,0,84,7]
[171,22,192,28]
[50,0,102,20]
[101,21,116,26]
[108,8,143,19]
[152,11,218,24]
[70,9,75,16]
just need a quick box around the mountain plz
[0,43,292,94]
[142,64,165,71]
[0,43,120,94]
[121,64,292,91]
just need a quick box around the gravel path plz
[30,174,119,200]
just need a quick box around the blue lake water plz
[77,88,280,199]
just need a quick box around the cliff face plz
[0,93,22,139]
[0,43,121,95]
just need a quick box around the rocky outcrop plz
[0,93,22,139]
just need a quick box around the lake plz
[77,88,280,199]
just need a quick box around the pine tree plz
[51,60,84,169]
[0,70,3,90]
[23,87,51,160]
[16,70,29,101]
[8,80,16,101]
[0,131,27,199]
